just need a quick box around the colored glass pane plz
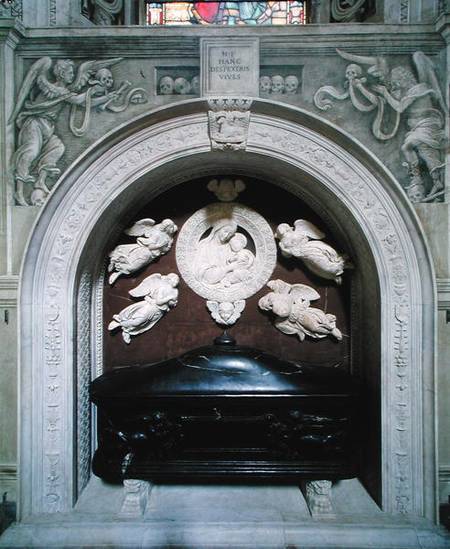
[146,1,306,26]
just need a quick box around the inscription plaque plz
[201,38,259,97]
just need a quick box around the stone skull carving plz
[285,75,299,94]
[174,77,191,95]
[345,63,363,82]
[271,75,285,94]
[259,76,272,93]
[159,76,174,95]
[96,68,114,89]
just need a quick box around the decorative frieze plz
[314,50,447,204]
[9,56,148,206]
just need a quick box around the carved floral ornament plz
[313,49,448,204]
[107,183,350,338]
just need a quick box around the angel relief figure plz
[108,218,178,285]
[314,50,448,203]
[9,56,147,206]
[258,279,342,342]
[108,273,179,344]
[275,220,350,285]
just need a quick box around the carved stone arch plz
[19,99,436,523]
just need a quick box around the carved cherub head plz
[259,76,272,93]
[53,59,75,85]
[271,75,285,94]
[207,178,246,202]
[218,301,234,322]
[275,223,292,239]
[174,77,191,95]
[159,218,178,235]
[165,273,180,287]
[406,181,426,203]
[159,76,174,95]
[285,75,299,94]
[229,233,247,253]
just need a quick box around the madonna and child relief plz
[176,203,277,304]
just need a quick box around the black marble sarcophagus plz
[91,335,362,483]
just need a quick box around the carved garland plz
[27,111,421,517]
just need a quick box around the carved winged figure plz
[108,273,179,344]
[9,56,147,206]
[206,300,246,326]
[207,177,246,202]
[314,50,447,203]
[275,220,349,285]
[258,279,342,342]
[108,218,178,285]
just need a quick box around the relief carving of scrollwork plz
[314,50,447,203]
[9,56,148,206]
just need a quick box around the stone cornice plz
[0,18,25,49]
[11,24,444,57]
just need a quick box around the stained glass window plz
[145,1,306,26]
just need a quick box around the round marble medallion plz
[176,203,277,302]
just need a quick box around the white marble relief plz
[314,50,447,203]
[9,56,148,206]
[207,178,246,202]
[207,98,252,151]
[206,300,245,326]
[303,480,335,517]
[107,218,177,285]
[108,273,179,344]
[259,279,342,342]
[275,220,349,284]
[176,203,276,304]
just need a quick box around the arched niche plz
[18,99,437,522]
